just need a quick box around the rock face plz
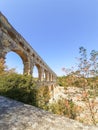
[50,86,98,125]
[0,96,98,130]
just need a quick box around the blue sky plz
[0,0,98,76]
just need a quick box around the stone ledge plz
[0,96,98,130]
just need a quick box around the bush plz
[47,99,77,119]
[0,73,50,108]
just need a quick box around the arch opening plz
[5,51,24,74]
[32,65,39,81]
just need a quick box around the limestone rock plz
[0,96,98,130]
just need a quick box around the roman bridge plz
[0,12,57,89]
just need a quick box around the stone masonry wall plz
[0,96,98,130]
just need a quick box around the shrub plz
[48,99,77,119]
[0,73,50,107]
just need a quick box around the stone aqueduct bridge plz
[0,12,57,87]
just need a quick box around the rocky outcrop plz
[0,96,98,130]
[50,86,98,125]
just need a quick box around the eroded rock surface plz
[0,96,98,130]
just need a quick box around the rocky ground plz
[0,96,98,130]
[50,86,98,125]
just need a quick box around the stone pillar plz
[49,73,51,81]
[0,34,4,59]
[50,73,53,81]
[38,67,43,81]
[52,75,54,81]
[23,59,33,75]
[0,51,4,59]
[0,30,8,59]
[0,48,6,59]
[45,71,49,81]
[53,76,57,82]
[24,62,30,75]
[39,68,46,81]
[0,28,3,39]
[51,74,53,81]
[41,68,45,81]
[42,69,45,81]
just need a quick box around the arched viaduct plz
[0,12,57,88]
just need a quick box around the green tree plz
[62,47,98,125]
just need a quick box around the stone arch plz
[0,47,29,74]
[5,51,24,74]
[32,63,41,81]
[12,50,32,75]
[0,12,57,84]
[13,49,28,63]
[14,50,29,74]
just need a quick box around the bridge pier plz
[23,61,32,75]
[0,51,5,59]
[45,71,49,81]
[37,67,43,81]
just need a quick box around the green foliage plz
[61,46,98,125]
[57,76,67,87]
[48,99,77,119]
[0,72,50,108]
[0,58,50,109]
[35,86,50,109]
[0,73,34,103]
